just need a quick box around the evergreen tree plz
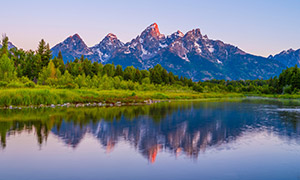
[80,55,84,62]
[134,68,142,83]
[37,39,52,67]
[57,51,63,60]
[150,64,164,84]
[81,58,92,76]
[169,72,175,84]
[162,69,169,84]
[0,35,9,57]
[124,66,136,81]
[102,64,115,77]
[92,62,102,76]
[115,65,123,77]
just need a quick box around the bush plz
[0,81,8,87]
[154,93,169,99]
[283,85,293,94]
[120,81,128,90]
[24,81,36,88]
[131,92,136,96]
[127,81,135,90]
[19,76,31,84]
[65,83,78,89]
[7,81,24,88]
[193,84,204,92]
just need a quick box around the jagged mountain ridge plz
[48,23,290,81]
[269,48,300,68]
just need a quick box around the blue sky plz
[1,0,299,57]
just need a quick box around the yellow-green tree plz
[38,60,61,85]
[0,54,16,82]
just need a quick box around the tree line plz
[0,36,299,94]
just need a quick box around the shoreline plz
[2,88,300,110]
[0,88,244,109]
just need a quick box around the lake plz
[0,98,300,180]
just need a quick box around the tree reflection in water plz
[1,99,300,163]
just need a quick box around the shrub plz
[0,81,8,87]
[127,81,135,90]
[154,93,169,99]
[120,81,128,90]
[65,83,78,89]
[7,81,24,88]
[283,85,293,94]
[24,81,36,88]
[19,76,31,84]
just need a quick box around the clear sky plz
[1,0,299,57]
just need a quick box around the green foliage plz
[0,35,9,57]
[115,65,123,77]
[0,54,16,82]
[38,60,61,85]
[7,81,24,88]
[74,74,87,88]
[37,39,52,67]
[283,85,293,94]
[24,81,36,88]
[102,64,115,77]
[0,81,8,87]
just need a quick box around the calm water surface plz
[0,98,300,180]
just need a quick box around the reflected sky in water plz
[0,99,300,180]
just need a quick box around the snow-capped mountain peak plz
[50,23,286,81]
[143,23,163,39]
[51,33,91,57]
[270,48,300,67]
[91,33,124,63]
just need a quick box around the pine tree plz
[91,62,101,76]
[169,72,175,84]
[82,58,92,76]
[103,64,115,77]
[57,51,63,60]
[0,35,9,57]
[134,68,142,83]
[162,69,169,84]
[115,65,123,77]
[37,39,52,67]
[80,55,84,62]
[150,64,164,84]
[124,66,136,81]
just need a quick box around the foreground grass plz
[0,87,244,107]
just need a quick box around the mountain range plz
[268,49,300,68]
[6,23,300,81]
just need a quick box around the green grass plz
[246,93,300,99]
[0,87,244,107]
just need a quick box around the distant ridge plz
[268,48,300,68]
[12,23,299,81]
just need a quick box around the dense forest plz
[0,36,299,95]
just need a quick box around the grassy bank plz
[0,87,244,107]
[245,93,300,99]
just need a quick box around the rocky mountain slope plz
[48,23,292,81]
[269,48,300,68]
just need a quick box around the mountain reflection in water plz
[1,99,300,163]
